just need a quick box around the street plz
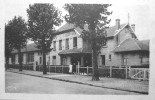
[5,72,141,94]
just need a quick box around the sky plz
[3,0,155,41]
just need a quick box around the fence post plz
[126,66,128,79]
[110,66,112,77]
[87,66,88,75]
[144,69,146,80]
[78,62,80,75]
[129,66,131,78]
[62,65,63,73]
[55,65,56,73]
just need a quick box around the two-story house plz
[9,18,149,72]
[98,19,149,68]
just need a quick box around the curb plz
[7,70,148,95]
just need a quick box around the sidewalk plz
[6,68,149,94]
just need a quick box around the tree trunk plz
[18,49,23,71]
[92,41,100,81]
[42,49,47,75]
[5,57,9,70]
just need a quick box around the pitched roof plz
[11,43,40,53]
[106,24,126,37]
[113,38,149,52]
[59,48,92,55]
[56,23,126,37]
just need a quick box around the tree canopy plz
[6,16,27,50]
[5,16,27,71]
[27,4,63,74]
[27,4,62,52]
[64,4,112,80]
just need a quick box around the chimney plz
[131,24,135,32]
[115,19,120,30]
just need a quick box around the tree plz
[6,16,27,71]
[64,4,112,81]
[5,24,14,70]
[27,4,62,74]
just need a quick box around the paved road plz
[5,72,141,94]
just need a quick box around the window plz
[109,54,111,61]
[27,52,34,62]
[122,55,128,66]
[53,41,56,51]
[11,54,15,64]
[116,35,119,45]
[59,40,62,50]
[62,57,67,65]
[52,56,56,65]
[47,56,50,65]
[140,56,143,64]
[38,52,42,56]
[73,37,77,48]
[101,55,105,65]
[39,57,42,64]
[65,38,69,49]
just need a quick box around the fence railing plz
[36,65,69,74]
[129,68,149,80]
[7,64,149,80]
[75,66,93,75]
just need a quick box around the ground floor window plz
[101,55,105,65]
[11,54,15,64]
[52,56,56,65]
[27,52,34,63]
[122,55,128,66]
[62,57,67,65]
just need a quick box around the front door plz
[71,57,78,73]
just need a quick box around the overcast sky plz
[3,0,155,40]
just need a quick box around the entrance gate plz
[129,68,149,80]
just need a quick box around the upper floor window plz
[140,56,143,64]
[53,41,56,51]
[39,57,42,64]
[73,37,77,48]
[59,40,62,50]
[109,54,111,61]
[38,52,42,56]
[66,38,69,50]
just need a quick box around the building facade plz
[9,19,149,71]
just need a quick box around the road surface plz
[5,72,140,94]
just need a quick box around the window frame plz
[73,37,77,48]
[59,40,62,50]
[53,41,56,51]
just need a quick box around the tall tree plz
[64,4,112,81]
[5,24,14,70]
[27,4,62,74]
[6,16,27,71]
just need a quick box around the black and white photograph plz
[1,0,155,99]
